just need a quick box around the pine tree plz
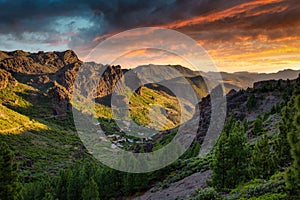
[249,135,277,179]
[56,170,70,200]
[243,118,249,133]
[252,115,263,136]
[275,76,300,170]
[246,93,257,111]
[42,192,55,200]
[82,177,100,200]
[285,79,300,196]
[211,119,249,190]
[275,103,294,168]
[0,142,21,200]
[67,165,85,200]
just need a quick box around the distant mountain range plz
[204,69,300,89]
[1,50,298,93]
[133,64,300,93]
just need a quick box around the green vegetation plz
[127,86,191,130]
[192,77,300,199]
[0,142,22,200]
[246,94,257,111]
[249,135,277,179]
[285,78,300,196]
[211,117,249,190]
[1,70,300,200]
[252,115,263,136]
[191,187,222,200]
[228,173,287,199]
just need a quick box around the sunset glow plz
[0,0,299,73]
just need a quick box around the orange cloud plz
[76,0,299,73]
[163,0,285,29]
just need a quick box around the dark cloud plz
[0,0,299,54]
[172,0,300,48]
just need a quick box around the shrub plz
[192,187,223,200]
[246,94,257,111]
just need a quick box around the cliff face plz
[0,50,126,115]
[0,69,17,90]
[0,50,80,74]
[56,62,126,99]
[195,78,298,143]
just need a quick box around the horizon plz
[1,48,299,74]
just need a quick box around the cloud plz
[0,0,299,72]
[0,0,245,52]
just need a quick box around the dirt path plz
[133,170,212,200]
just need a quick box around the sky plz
[0,0,299,73]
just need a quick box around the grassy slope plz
[94,86,194,130]
[0,83,87,181]
[0,82,193,181]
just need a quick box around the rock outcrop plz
[56,62,125,99]
[0,69,17,90]
[134,170,212,200]
[195,78,298,143]
[47,82,72,115]
[0,50,128,115]
[0,50,80,74]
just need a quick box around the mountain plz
[205,69,300,89]
[134,64,200,83]
[1,49,300,199]
[0,51,200,131]
[134,64,300,95]
[0,50,80,74]
[134,76,299,200]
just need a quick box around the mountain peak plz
[0,50,81,74]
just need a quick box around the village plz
[95,119,156,150]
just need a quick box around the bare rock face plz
[95,65,124,98]
[56,62,125,99]
[194,78,298,143]
[0,50,82,115]
[0,50,129,115]
[0,69,18,90]
[56,62,82,94]
[0,50,80,74]
[124,70,142,95]
[47,82,71,115]
[134,170,212,200]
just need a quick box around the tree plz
[274,77,300,169]
[243,118,249,133]
[249,135,277,179]
[211,119,249,190]
[55,170,70,200]
[82,177,100,200]
[246,94,257,111]
[0,142,21,200]
[67,165,85,200]
[181,141,201,159]
[285,79,300,196]
[252,115,263,136]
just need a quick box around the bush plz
[246,94,257,111]
[252,116,263,135]
[192,187,223,200]
[248,192,288,200]
[229,173,287,199]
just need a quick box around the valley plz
[0,50,299,199]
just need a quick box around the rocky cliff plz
[0,50,80,74]
[195,78,298,143]
[0,69,18,90]
[0,50,127,115]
